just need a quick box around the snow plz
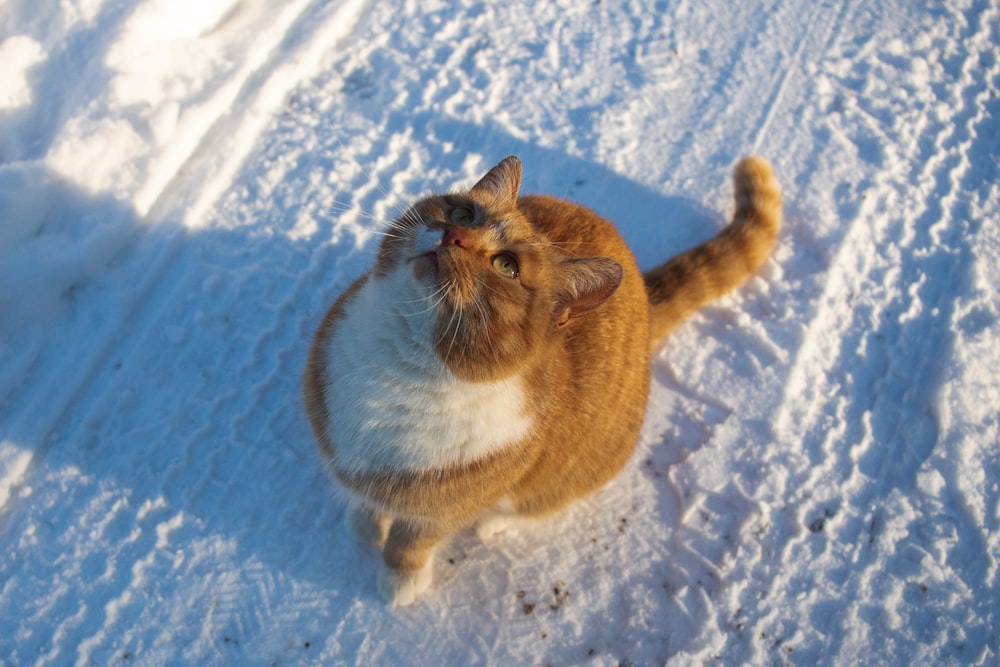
[1,0,998,664]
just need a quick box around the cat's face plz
[374,157,623,383]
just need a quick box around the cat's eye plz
[491,253,519,279]
[450,207,473,226]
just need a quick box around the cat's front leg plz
[377,559,434,607]
[377,518,448,607]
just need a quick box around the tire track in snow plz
[644,0,858,660]
[0,0,369,513]
[738,1,1000,662]
[1,1,373,660]
[748,1,821,155]
[833,5,1000,660]
[749,0,858,154]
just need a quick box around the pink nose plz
[442,226,471,248]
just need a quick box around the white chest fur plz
[319,268,534,474]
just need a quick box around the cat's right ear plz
[469,156,522,207]
[553,257,624,326]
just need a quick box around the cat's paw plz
[475,514,519,540]
[345,505,390,547]
[377,560,433,607]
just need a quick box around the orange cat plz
[304,155,781,606]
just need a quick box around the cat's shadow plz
[529,159,725,273]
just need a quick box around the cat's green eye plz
[450,207,473,226]
[491,253,519,279]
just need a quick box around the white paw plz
[345,505,389,547]
[377,560,434,607]
[475,514,519,540]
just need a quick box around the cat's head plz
[375,156,623,382]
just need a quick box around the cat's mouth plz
[412,250,439,281]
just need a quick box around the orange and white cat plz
[304,155,781,606]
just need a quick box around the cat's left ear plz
[553,257,624,326]
[470,156,522,207]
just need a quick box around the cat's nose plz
[441,226,471,249]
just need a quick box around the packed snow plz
[1,0,998,664]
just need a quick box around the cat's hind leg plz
[475,514,519,539]
[345,502,391,547]
[475,499,543,539]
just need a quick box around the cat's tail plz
[643,156,782,346]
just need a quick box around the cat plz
[303,155,781,606]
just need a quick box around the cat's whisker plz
[322,199,389,222]
[469,281,505,368]
[367,228,409,241]
[393,286,449,318]
[321,195,428,240]
[394,207,425,230]
[402,283,449,305]
[471,293,501,367]
[441,290,466,366]
[371,215,415,234]
[472,279,504,300]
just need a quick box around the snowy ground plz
[1,0,998,664]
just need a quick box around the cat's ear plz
[470,156,522,206]
[553,257,624,326]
